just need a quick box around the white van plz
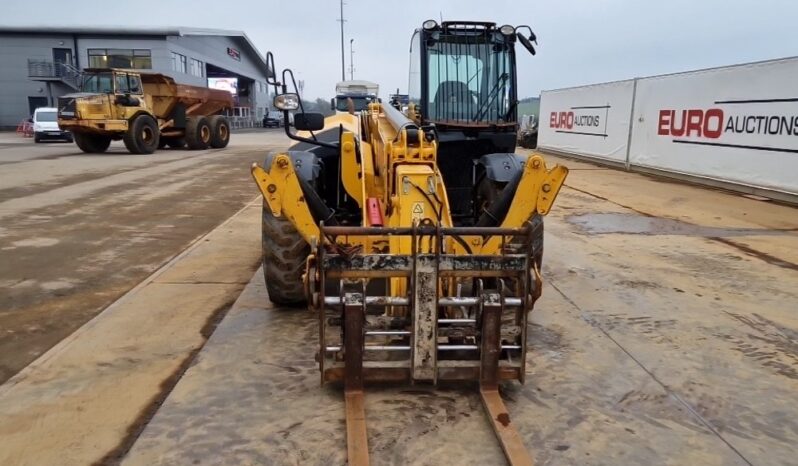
[33,107,72,143]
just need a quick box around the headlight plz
[499,24,515,36]
[423,19,438,30]
[273,93,299,111]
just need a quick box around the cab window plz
[81,73,114,93]
[115,74,130,94]
[128,74,142,94]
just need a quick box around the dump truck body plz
[58,68,233,154]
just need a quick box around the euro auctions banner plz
[538,80,635,162]
[629,58,798,194]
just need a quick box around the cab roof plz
[82,68,175,85]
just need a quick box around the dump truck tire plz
[185,116,211,150]
[208,115,230,148]
[123,115,160,154]
[73,133,111,153]
[261,206,309,306]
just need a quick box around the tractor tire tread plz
[208,115,230,149]
[261,206,309,306]
[185,116,210,150]
[123,114,159,154]
[73,133,111,153]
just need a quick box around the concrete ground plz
[0,130,287,383]
[1,137,797,465]
[122,153,797,465]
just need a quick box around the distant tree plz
[298,98,334,117]
[315,98,334,117]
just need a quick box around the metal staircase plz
[28,60,81,90]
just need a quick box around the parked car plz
[33,107,72,143]
[262,111,282,128]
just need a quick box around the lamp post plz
[338,0,346,81]
[349,39,355,80]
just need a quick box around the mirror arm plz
[282,68,320,142]
[281,115,339,149]
[268,51,335,149]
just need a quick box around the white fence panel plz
[629,58,798,195]
[538,80,635,163]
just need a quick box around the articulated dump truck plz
[252,21,567,465]
[57,68,233,154]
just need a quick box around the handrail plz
[27,59,80,89]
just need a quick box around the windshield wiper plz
[472,72,509,122]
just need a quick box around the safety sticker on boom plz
[412,202,424,220]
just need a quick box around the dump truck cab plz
[58,69,149,134]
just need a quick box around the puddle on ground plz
[567,212,797,237]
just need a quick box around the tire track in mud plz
[717,311,798,380]
[0,147,266,221]
[548,281,754,466]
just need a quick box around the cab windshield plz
[335,95,375,112]
[81,73,114,93]
[426,33,513,123]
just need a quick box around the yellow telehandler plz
[252,20,567,465]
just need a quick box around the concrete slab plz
[122,153,798,465]
[121,269,740,466]
[0,201,263,466]
[0,131,288,383]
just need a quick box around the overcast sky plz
[3,0,797,99]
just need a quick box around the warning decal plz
[412,202,424,220]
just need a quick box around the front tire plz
[123,115,159,154]
[73,133,111,153]
[185,116,211,150]
[208,115,230,148]
[262,206,310,306]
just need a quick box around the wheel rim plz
[219,124,228,140]
[142,126,154,144]
[200,125,211,143]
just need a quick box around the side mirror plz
[293,112,325,131]
[518,33,536,55]
[330,98,335,111]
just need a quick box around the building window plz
[171,52,187,74]
[88,49,151,69]
[189,58,204,77]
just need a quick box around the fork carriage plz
[312,223,541,386]
[306,222,542,466]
